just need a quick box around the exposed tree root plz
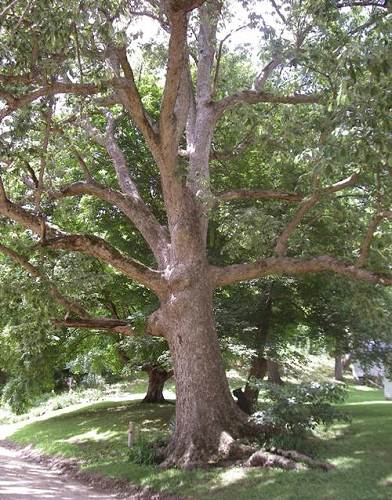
[267,448,336,471]
[245,450,300,469]
[245,447,335,471]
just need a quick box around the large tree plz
[0,0,391,467]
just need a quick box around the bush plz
[250,381,349,448]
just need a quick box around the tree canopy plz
[0,0,391,467]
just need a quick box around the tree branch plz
[0,196,163,292]
[111,48,161,158]
[275,172,359,256]
[357,210,392,267]
[0,242,87,317]
[212,255,392,288]
[51,179,170,264]
[0,81,105,122]
[159,9,189,154]
[335,1,388,8]
[34,102,53,213]
[52,317,133,335]
[82,117,170,263]
[217,189,302,203]
[214,91,321,119]
[0,242,134,335]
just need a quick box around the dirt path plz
[0,446,117,499]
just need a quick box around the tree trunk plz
[267,360,284,385]
[155,275,250,468]
[143,367,172,404]
[243,286,273,409]
[334,355,344,381]
[243,356,268,408]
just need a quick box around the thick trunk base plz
[156,278,252,468]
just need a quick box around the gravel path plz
[0,446,117,499]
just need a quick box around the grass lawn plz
[6,384,392,500]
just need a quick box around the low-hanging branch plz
[0,81,106,122]
[0,242,87,317]
[52,317,133,335]
[0,242,134,335]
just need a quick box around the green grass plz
[7,384,392,500]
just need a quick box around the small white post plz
[128,421,135,447]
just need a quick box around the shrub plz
[250,381,349,448]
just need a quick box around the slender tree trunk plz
[267,360,284,385]
[334,355,344,381]
[143,367,172,404]
[0,369,7,386]
[155,272,249,468]
[243,287,273,410]
[243,355,268,408]
[342,353,353,371]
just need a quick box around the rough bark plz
[153,272,250,468]
[143,367,173,404]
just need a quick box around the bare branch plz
[45,234,162,291]
[275,172,359,257]
[35,102,53,213]
[50,179,170,264]
[0,0,19,19]
[335,1,388,8]
[254,58,283,91]
[270,0,288,25]
[111,47,160,157]
[159,9,188,153]
[212,255,392,288]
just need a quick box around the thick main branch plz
[212,255,392,288]
[0,197,162,291]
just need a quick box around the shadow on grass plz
[9,387,392,500]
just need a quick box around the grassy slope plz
[7,384,392,500]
